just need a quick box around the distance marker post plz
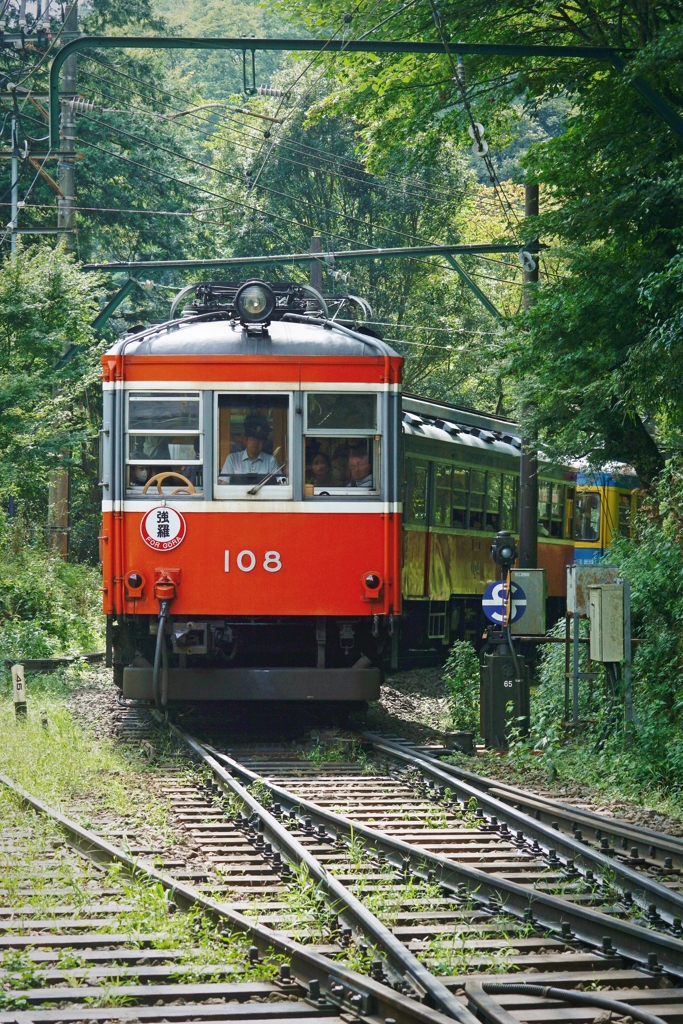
[11,664,26,718]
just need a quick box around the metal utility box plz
[510,569,546,635]
[589,584,624,662]
[567,564,620,617]
[480,645,530,750]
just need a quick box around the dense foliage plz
[0,512,104,660]
[0,244,104,558]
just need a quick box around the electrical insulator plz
[69,97,96,113]
[256,85,287,98]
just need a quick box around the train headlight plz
[234,280,276,323]
[364,574,381,590]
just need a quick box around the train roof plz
[108,316,400,359]
[401,393,522,457]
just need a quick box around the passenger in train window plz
[346,442,373,487]
[308,451,333,486]
[331,443,350,485]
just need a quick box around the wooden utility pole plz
[518,183,539,569]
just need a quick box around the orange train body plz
[101,292,575,703]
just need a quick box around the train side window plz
[215,393,290,496]
[501,475,518,531]
[304,392,379,496]
[538,481,566,537]
[433,464,452,525]
[486,473,502,531]
[550,484,565,537]
[538,481,551,536]
[469,470,486,530]
[565,487,575,539]
[575,492,601,541]
[452,468,469,528]
[618,493,631,537]
[126,391,203,495]
[406,460,428,523]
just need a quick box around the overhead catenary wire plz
[77,107,525,273]
[75,52,517,209]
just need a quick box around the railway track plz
[0,772,470,1024]
[4,714,683,1024]
[158,724,683,1024]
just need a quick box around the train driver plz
[220,414,280,478]
[346,442,372,488]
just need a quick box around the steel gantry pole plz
[518,184,539,569]
[9,115,18,252]
[57,1,78,251]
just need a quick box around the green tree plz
[0,243,104,558]
[271,0,683,481]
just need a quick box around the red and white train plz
[101,280,576,708]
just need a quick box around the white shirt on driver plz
[221,448,280,477]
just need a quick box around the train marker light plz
[234,280,276,323]
[362,571,383,601]
[125,571,145,601]
[491,531,518,571]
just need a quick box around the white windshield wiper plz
[247,462,286,495]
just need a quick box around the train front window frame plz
[303,392,380,497]
[575,492,601,542]
[125,391,203,496]
[214,392,292,500]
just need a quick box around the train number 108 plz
[224,550,282,573]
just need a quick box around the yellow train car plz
[573,468,639,564]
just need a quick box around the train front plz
[100,281,403,707]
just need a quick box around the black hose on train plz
[152,599,170,712]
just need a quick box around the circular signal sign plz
[141,506,187,551]
[482,580,527,625]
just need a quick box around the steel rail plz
[464,981,668,1024]
[200,742,683,978]
[364,734,683,925]
[174,725,479,1024]
[0,771,463,1024]
[45,35,683,150]
[407,757,683,868]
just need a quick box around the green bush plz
[530,458,683,802]
[443,640,480,733]
[0,513,103,660]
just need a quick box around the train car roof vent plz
[403,412,424,426]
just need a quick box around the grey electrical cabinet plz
[588,584,624,662]
[480,644,530,749]
[511,568,547,635]
[567,565,619,617]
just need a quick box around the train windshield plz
[574,492,601,541]
[304,392,379,496]
[216,394,289,492]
